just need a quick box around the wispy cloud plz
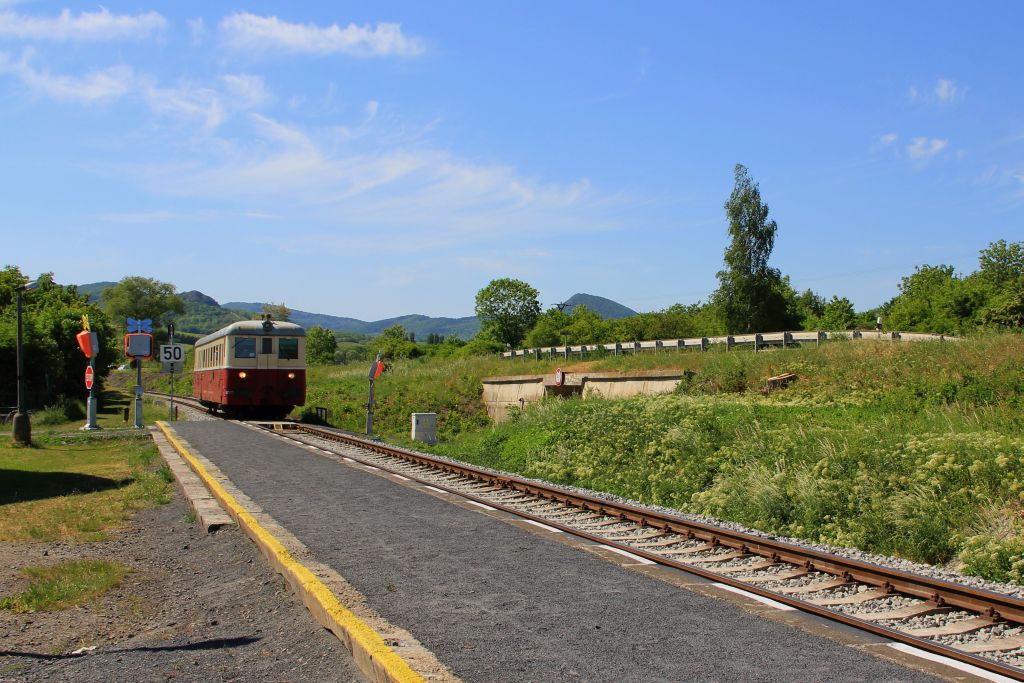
[909,78,965,105]
[219,13,425,58]
[906,136,948,160]
[0,8,166,42]
[879,132,898,146]
[140,79,224,130]
[0,51,132,102]
[220,74,271,109]
[117,113,618,253]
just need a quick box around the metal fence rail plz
[501,330,953,360]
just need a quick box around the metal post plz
[168,324,176,421]
[366,379,375,436]
[84,354,99,430]
[12,287,30,445]
[134,357,143,429]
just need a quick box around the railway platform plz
[164,420,976,682]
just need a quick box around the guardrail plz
[501,330,954,360]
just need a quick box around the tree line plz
[471,165,1023,350]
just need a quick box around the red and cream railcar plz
[193,320,306,418]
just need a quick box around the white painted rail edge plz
[712,583,796,611]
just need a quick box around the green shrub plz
[33,396,86,425]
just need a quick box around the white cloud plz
[119,114,612,253]
[220,74,271,108]
[365,100,379,120]
[906,136,948,160]
[909,78,965,105]
[879,132,898,146]
[0,8,166,42]
[934,78,961,103]
[141,80,224,130]
[219,12,425,58]
[188,18,206,45]
[0,51,133,102]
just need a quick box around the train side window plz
[261,337,274,354]
[234,337,256,359]
[278,338,298,360]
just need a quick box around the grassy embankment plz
[0,390,173,610]
[302,334,1024,584]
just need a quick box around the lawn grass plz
[0,559,128,612]
[0,434,173,542]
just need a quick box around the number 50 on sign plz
[160,344,184,372]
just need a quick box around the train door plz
[259,336,274,371]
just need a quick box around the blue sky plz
[2,2,1022,319]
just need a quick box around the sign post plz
[76,315,101,431]
[167,323,175,420]
[366,350,384,437]
[125,318,153,429]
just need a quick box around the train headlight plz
[287,372,296,379]
[238,371,247,379]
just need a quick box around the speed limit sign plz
[160,344,184,373]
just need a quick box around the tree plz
[261,302,291,321]
[305,326,337,365]
[821,296,856,330]
[474,278,541,348]
[100,276,184,331]
[0,267,117,408]
[978,240,1024,287]
[712,164,791,333]
[377,324,422,359]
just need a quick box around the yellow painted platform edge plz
[156,421,426,683]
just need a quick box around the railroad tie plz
[807,587,890,606]
[773,577,850,595]
[860,602,952,621]
[957,634,1024,654]
[714,560,777,575]
[902,616,996,638]
[685,551,748,564]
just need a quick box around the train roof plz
[194,320,306,347]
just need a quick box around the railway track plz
[255,421,1024,682]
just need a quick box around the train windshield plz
[234,337,256,359]
[278,338,298,360]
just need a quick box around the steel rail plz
[280,422,1024,681]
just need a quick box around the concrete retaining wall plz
[482,371,686,423]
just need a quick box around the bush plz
[33,396,86,425]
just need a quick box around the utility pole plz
[168,322,176,421]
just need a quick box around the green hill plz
[563,293,637,318]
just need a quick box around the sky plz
[2,2,1022,320]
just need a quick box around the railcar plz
[193,319,306,419]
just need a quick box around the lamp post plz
[13,279,39,445]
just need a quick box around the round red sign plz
[84,366,94,390]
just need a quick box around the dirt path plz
[0,490,364,682]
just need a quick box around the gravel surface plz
[0,488,363,682]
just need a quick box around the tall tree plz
[474,278,541,348]
[261,302,291,321]
[713,164,790,333]
[305,326,338,365]
[100,276,184,330]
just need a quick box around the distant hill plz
[563,293,637,319]
[223,302,479,340]
[76,282,632,340]
[78,281,117,303]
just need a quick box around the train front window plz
[261,337,274,354]
[278,338,298,360]
[234,337,256,359]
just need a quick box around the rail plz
[501,330,954,360]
